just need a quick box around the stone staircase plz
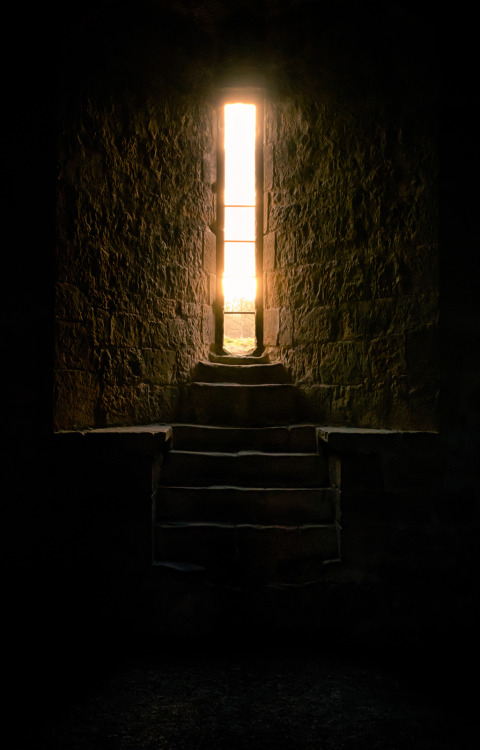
[154,353,341,587]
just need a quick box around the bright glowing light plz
[223,103,256,344]
[225,207,255,241]
[223,276,257,311]
[224,242,255,276]
[225,104,255,206]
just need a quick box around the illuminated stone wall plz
[263,93,439,430]
[54,0,438,431]
[54,96,217,430]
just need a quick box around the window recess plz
[215,90,264,357]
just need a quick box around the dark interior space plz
[3,1,478,747]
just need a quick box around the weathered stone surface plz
[263,307,279,346]
[170,424,316,453]
[263,94,438,430]
[186,382,302,426]
[160,449,329,488]
[293,306,339,346]
[153,363,339,585]
[208,352,269,365]
[264,142,274,191]
[53,370,99,427]
[54,2,438,434]
[278,307,293,346]
[55,97,216,430]
[154,522,340,582]
[157,486,339,525]
[194,360,289,384]
[263,231,275,271]
[203,227,217,274]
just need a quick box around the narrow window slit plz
[223,103,257,356]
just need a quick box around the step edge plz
[159,485,338,491]
[189,382,296,388]
[208,353,269,364]
[167,450,321,457]
[170,423,317,429]
[169,422,318,434]
[155,521,339,530]
[198,360,282,368]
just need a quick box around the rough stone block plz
[55,320,94,369]
[157,486,339,526]
[297,384,333,423]
[194,361,288,384]
[294,306,336,346]
[367,335,406,381]
[170,424,316,453]
[278,307,293,346]
[263,231,276,270]
[143,349,176,384]
[110,313,141,348]
[263,191,271,234]
[208,272,216,305]
[53,370,98,431]
[158,449,328,488]
[264,307,279,346]
[188,382,301,427]
[264,101,277,144]
[264,142,274,191]
[275,227,298,267]
[203,227,217,274]
[202,307,215,344]
[320,341,369,385]
[55,282,89,321]
[187,269,208,303]
[202,148,216,185]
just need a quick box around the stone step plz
[208,352,269,365]
[155,486,340,525]
[194,360,289,384]
[154,522,341,584]
[169,423,317,453]
[186,382,301,426]
[160,450,329,488]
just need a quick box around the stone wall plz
[263,95,438,430]
[54,95,216,430]
[53,0,439,432]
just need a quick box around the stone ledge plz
[316,427,440,494]
[54,423,173,454]
[316,426,438,453]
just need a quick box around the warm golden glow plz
[224,103,255,206]
[224,207,255,241]
[223,103,256,353]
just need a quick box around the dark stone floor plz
[7,624,476,750]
